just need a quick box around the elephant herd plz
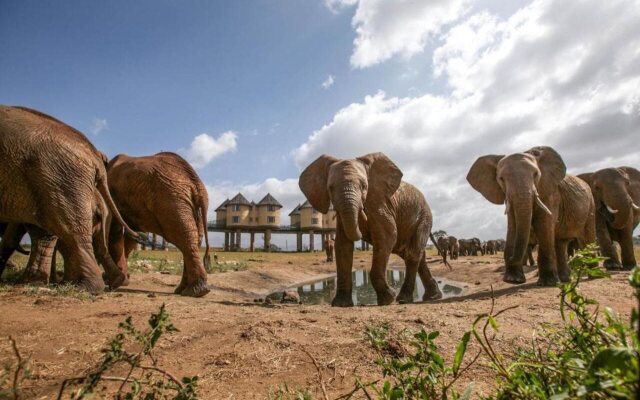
[1,106,638,307]
[0,106,211,297]
[300,146,639,306]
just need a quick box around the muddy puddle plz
[268,268,468,305]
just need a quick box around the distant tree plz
[432,230,448,239]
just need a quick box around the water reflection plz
[270,269,466,305]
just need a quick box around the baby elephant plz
[324,238,335,262]
[299,152,441,307]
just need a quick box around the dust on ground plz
[0,249,636,399]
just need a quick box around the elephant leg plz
[418,252,441,301]
[332,227,354,307]
[370,247,395,306]
[397,256,418,304]
[533,213,559,286]
[503,210,527,283]
[619,226,637,270]
[61,234,105,293]
[20,227,57,285]
[96,233,128,290]
[168,225,209,298]
[527,245,537,267]
[0,223,28,278]
[596,216,620,270]
[555,239,570,283]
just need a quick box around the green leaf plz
[488,316,499,330]
[589,347,637,373]
[453,331,471,375]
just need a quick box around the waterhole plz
[269,268,468,305]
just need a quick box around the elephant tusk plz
[504,200,510,215]
[605,204,619,214]
[632,202,640,211]
[535,195,552,215]
[359,209,368,223]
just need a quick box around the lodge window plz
[267,216,275,223]
[233,205,240,211]
[312,218,319,224]
[232,216,240,223]
[268,205,275,211]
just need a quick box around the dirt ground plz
[0,248,637,399]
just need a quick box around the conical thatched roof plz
[257,193,282,208]
[227,193,251,206]
[215,198,230,212]
[288,203,302,216]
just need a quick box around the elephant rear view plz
[107,152,211,297]
[0,106,136,292]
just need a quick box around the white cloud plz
[325,0,358,14]
[294,0,640,239]
[339,0,471,68]
[184,131,237,169]
[89,118,107,135]
[321,74,335,89]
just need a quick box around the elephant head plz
[578,167,640,230]
[299,153,402,242]
[467,146,566,272]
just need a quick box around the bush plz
[348,247,639,399]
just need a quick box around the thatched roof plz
[257,193,282,208]
[227,193,251,206]
[299,200,313,209]
[288,203,302,216]
[215,199,230,212]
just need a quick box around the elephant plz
[577,167,640,270]
[437,236,450,261]
[107,152,211,297]
[467,146,595,285]
[324,238,335,262]
[485,240,498,255]
[450,237,460,260]
[0,106,138,292]
[459,238,482,256]
[495,239,506,252]
[299,152,442,307]
[437,235,459,262]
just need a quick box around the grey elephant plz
[437,235,458,262]
[468,146,595,285]
[299,152,442,307]
[0,106,138,292]
[459,238,482,256]
[578,167,640,270]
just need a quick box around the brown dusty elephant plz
[324,238,335,262]
[467,146,595,285]
[107,152,211,297]
[0,106,138,292]
[577,167,640,270]
[299,152,442,307]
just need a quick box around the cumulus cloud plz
[330,0,470,68]
[184,131,237,169]
[89,118,107,135]
[321,74,335,89]
[294,0,640,238]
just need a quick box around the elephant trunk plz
[602,190,633,230]
[508,193,533,267]
[336,187,363,242]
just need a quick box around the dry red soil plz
[0,250,636,399]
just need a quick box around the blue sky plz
[2,0,639,244]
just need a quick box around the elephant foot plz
[621,264,637,271]
[376,289,396,306]
[178,277,210,298]
[77,278,106,294]
[503,266,526,284]
[102,271,129,290]
[396,290,414,304]
[603,259,622,271]
[422,279,442,301]
[536,271,559,287]
[558,270,571,283]
[331,293,354,307]
[19,270,50,286]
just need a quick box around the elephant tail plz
[430,233,452,270]
[95,168,145,244]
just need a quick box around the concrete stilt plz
[250,232,255,252]
[309,231,315,252]
[235,230,241,251]
[224,232,230,251]
[296,232,302,252]
[265,230,272,252]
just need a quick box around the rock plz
[147,293,156,298]
[288,261,293,264]
[265,297,272,305]
[34,298,46,305]
[281,290,301,304]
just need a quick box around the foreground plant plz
[345,247,639,399]
[58,303,198,399]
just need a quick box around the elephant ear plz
[525,146,566,198]
[357,152,403,209]
[299,154,339,213]
[576,172,594,188]
[466,155,505,204]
